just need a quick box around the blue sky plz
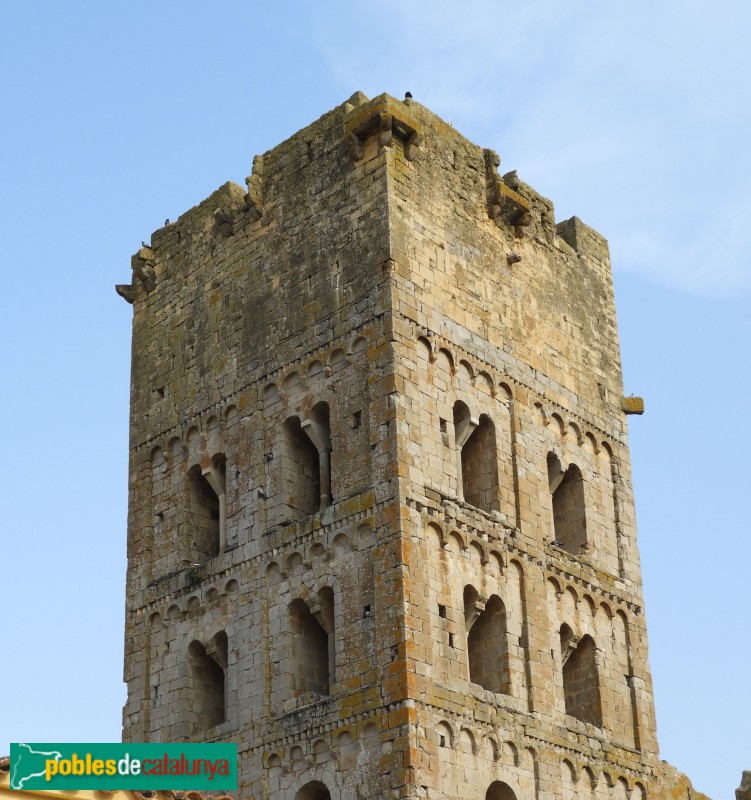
[1,3,748,798]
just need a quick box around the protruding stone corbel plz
[484,150,531,237]
[116,247,156,302]
[115,284,137,303]
[133,247,156,292]
[404,130,422,162]
[344,95,424,162]
[345,130,364,160]
[214,206,240,238]
[379,112,393,147]
[622,396,645,415]
[243,154,264,221]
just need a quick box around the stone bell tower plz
[118,92,706,800]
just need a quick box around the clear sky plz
[1,3,748,798]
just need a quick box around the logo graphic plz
[11,743,63,789]
[10,743,238,791]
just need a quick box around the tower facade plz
[119,93,703,800]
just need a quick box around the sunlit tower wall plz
[118,92,706,800]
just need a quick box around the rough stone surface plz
[120,92,709,800]
[737,772,751,800]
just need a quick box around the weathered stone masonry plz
[119,92,707,800]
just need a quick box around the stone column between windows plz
[202,465,226,553]
[454,414,478,502]
[302,418,332,509]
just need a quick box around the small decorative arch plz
[416,336,433,361]
[285,551,304,575]
[328,348,346,370]
[265,562,282,584]
[488,549,505,574]
[632,782,648,800]
[435,347,454,374]
[311,739,331,763]
[266,753,281,768]
[167,436,183,458]
[501,740,520,766]
[584,432,599,454]
[477,371,494,395]
[435,720,454,749]
[309,541,326,561]
[446,530,466,551]
[223,403,240,423]
[307,359,324,377]
[582,594,597,618]
[357,521,375,547]
[561,758,578,782]
[457,359,474,385]
[583,766,598,791]
[468,539,487,566]
[263,383,280,405]
[332,533,352,556]
[283,371,302,392]
[459,727,477,754]
[550,412,566,436]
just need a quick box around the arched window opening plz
[465,592,510,694]
[561,631,602,727]
[548,454,587,554]
[187,454,226,560]
[461,414,499,512]
[486,781,517,800]
[283,416,320,516]
[296,781,332,800]
[289,589,334,697]
[187,631,227,731]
